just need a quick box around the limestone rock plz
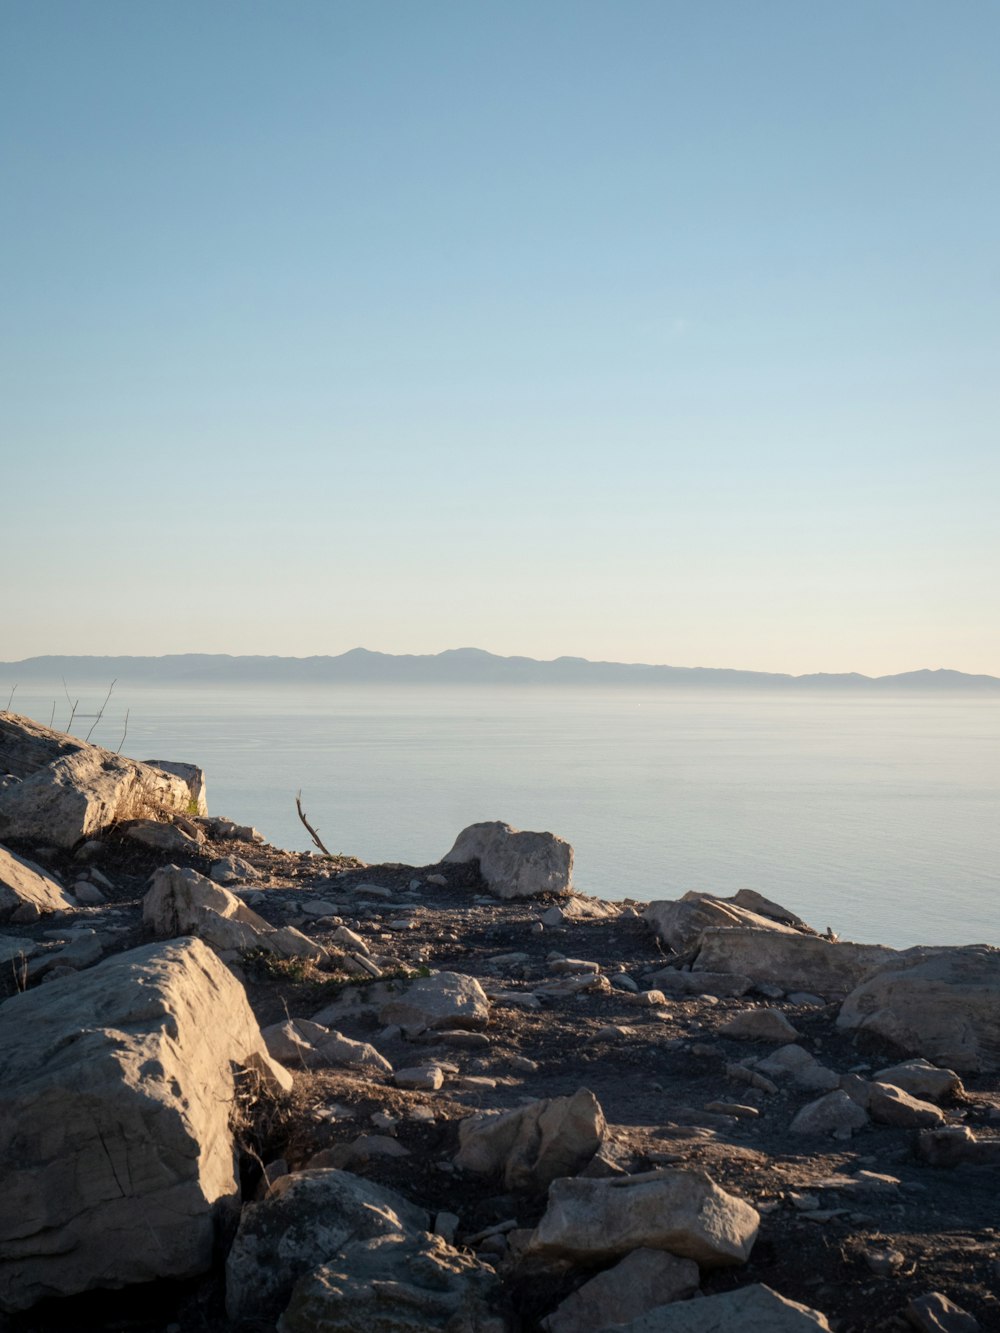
[143,864,327,962]
[692,928,897,998]
[905,1291,981,1332]
[753,1044,839,1090]
[873,1059,963,1102]
[837,946,1000,1072]
[719,1008,800,1042]
[644,891,809,952]
[789,1090,869,1138]
[262,1019,391,1074]
[542,1247,699,1333]
[525,1168,759,1267]
[126,819,203,853]
[613,1283,833,1331]
[456,1089,605,1192]
[443,821,573,899]
[866,1082,946,1128]
[377,971,490,1036]
[277,1231,507,1333]
[0,938,290,1313]
[210,855,260,885]
[0,713,196,849]
[225,1168,428,1323]
[142,759,207,815]
[0,843,75,918]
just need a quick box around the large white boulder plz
[0,712,199,848]
[455,1089,605,1191]
[226,1169,428,1323]
[837,945,1000,1073]
[0,938,290,1312]
[525,1168,759,1267]
[443,821,573,899]
[0,842,75,918]
[277,1231,507,1333]
[144,864,327,962]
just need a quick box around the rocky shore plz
[1,710,998,1332]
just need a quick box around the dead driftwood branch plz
[295,790,332,856]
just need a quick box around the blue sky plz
[2,1,997,674]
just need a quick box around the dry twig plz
[295,790,332,856]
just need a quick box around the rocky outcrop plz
[0,938,290,1312]
[0,842,75,918]
[525,1168,759,1267]
[277,1231,508,1333]
[143,864,327,962]
[443,821,573,899]
[0,712,200,848]
[377,970,490,1035]
[691,928,898,997]
[455,1089,605,1191]
[643,891,811,953]
[143,759,208,815]
[837,945,1000,1072]
[225,1169,429,1323]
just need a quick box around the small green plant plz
[240,947,313,984]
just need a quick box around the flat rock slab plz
[0,938,290,1313]
[692,928,898,997]
[614,1282,832,1331]
[838,945,1000,1073]
[526,1168,759,1267]
[0,843,74,918]
[542,1247,699,1333]
[377,971,490,1036]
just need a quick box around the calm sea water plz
[7,684,998,950]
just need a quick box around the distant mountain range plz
[1,649,999,691]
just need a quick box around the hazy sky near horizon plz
[2,2,997,676]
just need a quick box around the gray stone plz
[0,843,74,919]
[0,714,196,849]
[0,938,290,1312]
[692,928,898,998]
[905,1291,981,1332]
[789,1090,869,1138]
[646,969,753,998]
[720,1008,800,1042]
[226,1169,428,1323]
[542,1247,699,1333]
[144,864,328,963]
[277,1231,506,1333]
[754,1044,839,1090]
[443,821,573,899]
[142,760,208,815]
[867,1081,946,1128]
[644,891,809,952]
[378,971,490,1036]
[838,945,1000,1072]
[614,1283,832,1331]
[526,1168,759,1267]
[456,1089,605,1192]
[873,1059,963,1102]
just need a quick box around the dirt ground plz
[2,825,999,1333]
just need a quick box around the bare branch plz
[4,683,16,711]
[295,790,332,856]
[85,679,117,743]
[116,708,130,755]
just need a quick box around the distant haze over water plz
[4,676,997,952]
